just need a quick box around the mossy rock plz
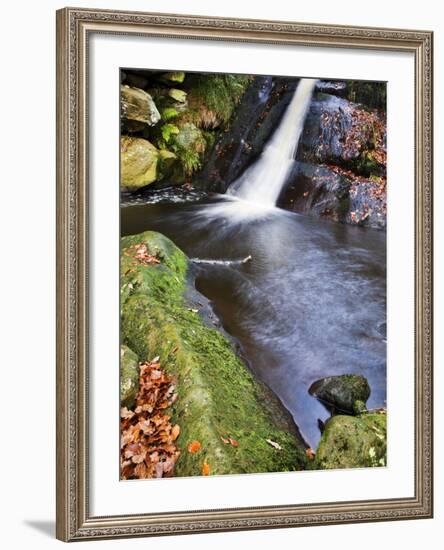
[309,374,371,414]
[157,149,177,180]
[160,71,185,83]
[120,85,161,127]
[120,137,159,191]
[175,123,205,151]
[168,88,187,103]
[120,345,139,409]
[120,231,307,477]
[314,412,387,469]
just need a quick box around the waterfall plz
[227,78,317,206]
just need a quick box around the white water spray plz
[228,78,317,206]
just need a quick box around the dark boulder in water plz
[309,374,371,415]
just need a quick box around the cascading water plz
[228,78,317,206]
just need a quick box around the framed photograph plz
[56,7,433,541]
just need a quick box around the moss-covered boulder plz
[314,412,387,469]
[309,374,371,415]
[120,137,159,191]
[168,88,187,103]
[120,231,307,477]
[120,85,161,129]
[160,71,185,83]
[120,345,139,409]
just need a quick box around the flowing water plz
[228,78,317,205]
[121,79,386,447]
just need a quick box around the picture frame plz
[56,7,433,542]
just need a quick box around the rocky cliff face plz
[279,83,387,229]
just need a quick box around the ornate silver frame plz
[56,7,433,541]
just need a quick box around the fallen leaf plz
[120,407,135,419]
[171,425,180,441]
[188,440,201,454]
[265,439,282,450]
[201,462,210,476]
[220,436,230,445]
[229,438,239,447]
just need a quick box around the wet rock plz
[314,412,387,469]
[297,92,386,179]
[196,76,296,192]
[120,136,159,191]
[279,162,386,230]
[308,374,371,415]
[120,85,161,130]
[120,345,139,409]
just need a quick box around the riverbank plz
[120,230,308,478]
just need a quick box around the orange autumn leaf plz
[229,438,239,447]
[201,462,210,476]
[188,440,201,454]
[171,424,180,441]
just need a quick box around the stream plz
[121,195,386,448]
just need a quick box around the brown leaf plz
[120,407,135,419]
[171,425,180,441]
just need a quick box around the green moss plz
[314,412,387,469]
[161,107,179,121]
[120,136,159,191]
[186,74,252,126]
[168,88,187,103]
[161,71,186,83]
[120,345,139,409]
[120,231,307,477]
[160,123,180,143]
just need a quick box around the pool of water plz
[121,194,386,447]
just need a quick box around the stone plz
[308,374,371,415]
[168,88,187,103]
[160,71,185,83]
[120,345,139,409]
[315,412,387,469]
[121,85,161,127]
[175,123,203,149]
[120,137,159,191]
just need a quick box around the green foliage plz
[172,145,202,177]
[161,107,179,121]
[187,73,252,125]
[346,80,387,111]
[160,123,180,143]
